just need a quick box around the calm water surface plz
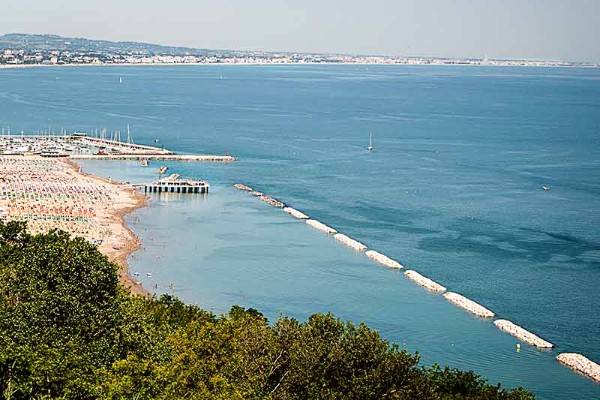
[1,65,599,399]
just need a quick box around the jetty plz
[334,233,368,252]
[404,270,447,293]
[493,319,554,349]
[70,154,235,162]
[443,292,495,318]
[306,219,337,235]
[141,174,209,194]
[365,250,404,269]
[556,353,600,383]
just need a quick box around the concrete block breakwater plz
[283,207,310,220]
[306,219,337,235]
[232,183,600,381]
[404,270,446,293]
[443,292,495,318]
[365,250,404,269]
[557,353,600,383]
[493,320,554,349]
[334,233,368,252]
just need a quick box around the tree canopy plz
[0,221,535,399]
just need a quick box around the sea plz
[1,64,599,399]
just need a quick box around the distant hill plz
[0,33,209,55]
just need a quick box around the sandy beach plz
[0,155,147,295]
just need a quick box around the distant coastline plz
[1,61,598,70]
[1,33,597,69]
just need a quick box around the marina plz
[0,131,235,162]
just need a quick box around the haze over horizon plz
[1,0,599,63]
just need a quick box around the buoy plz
[516,343,521,352]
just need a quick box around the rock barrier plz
[234,183,253,191]
[334,233,368,252]
[556,353,600,383]
[250,191,263,197]
[443,292,495,318]
[260,195,285,208]
[365,250,404,269]
[493,319,554,348]
[404,270,447,293]
[306,219,337,235]
[283,207,309,220]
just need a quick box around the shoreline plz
[65,158,149,296]
[0,62,597,70]
[0,155,150,297]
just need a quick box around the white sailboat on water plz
[367,132,373,151]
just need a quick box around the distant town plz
[0,33,597,68]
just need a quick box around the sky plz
[1,0,599,62]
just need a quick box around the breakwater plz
[443,292,495,318]
[493,320,554,349]
[234,183,253,191]
[306,219,337,235]
[556,354,600,383]
[283,207,310,220]
[365,250,404,269]
[334,233,368,252]
[232,182,600,383]
[404,270,446,293]
[260,195,285,208]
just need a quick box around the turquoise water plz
[2,65,600,399]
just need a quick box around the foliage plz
[0,221,536,399]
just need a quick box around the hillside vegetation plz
[0,221,535,399]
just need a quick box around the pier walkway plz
[69,154,236,162]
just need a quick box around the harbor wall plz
[443,292,495,318]
[493,319,553,348]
